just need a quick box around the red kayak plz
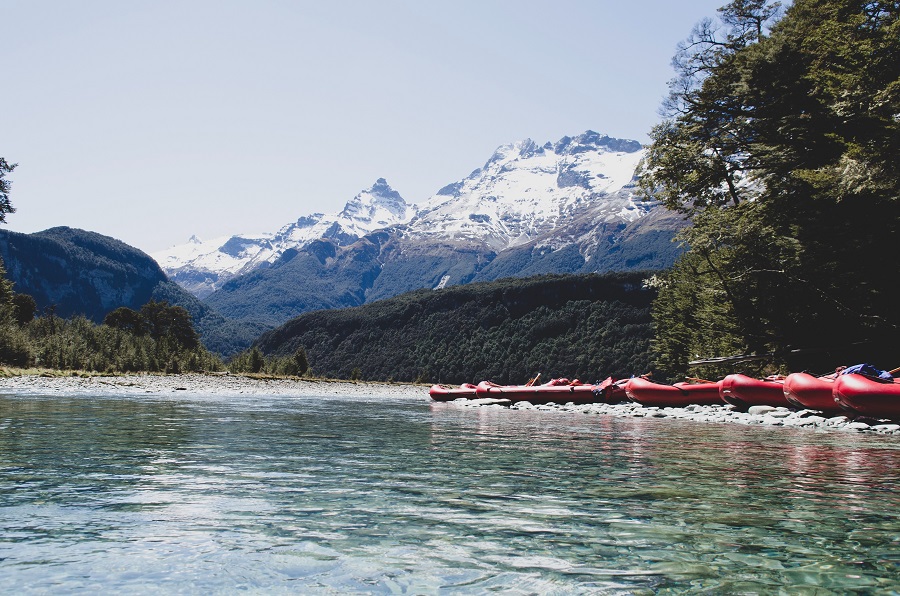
[475,379,597,405]
[783,372,840,414]
[833,374,900,419]
[624,377,724,407]
[719,374,791,409]
[429,383,478,401]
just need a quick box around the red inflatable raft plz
[783,372,840,414]
[592,377,629,404]
[719,374,790,409]
[475,379,597,405]
[624,377,724,407]
[833,374,900,419]
[429,383,478,401]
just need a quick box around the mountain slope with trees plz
[0,227,261,355]
[640,0,900,378]
[255,271,657,384]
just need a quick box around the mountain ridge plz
[0,226,261,355]
[153,178,416,297]
[153,130,658,299]
[197,130,687,329]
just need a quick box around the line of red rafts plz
[429,370,900,421]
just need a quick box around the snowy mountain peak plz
[153,131,654,298]
[412,131,649,252]
[152,179,416,297]
[339,178,411,226]
[554,130,643,156]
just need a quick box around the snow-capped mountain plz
[407,131,649,251]
[158,130,686,327]
[152,178,416,297]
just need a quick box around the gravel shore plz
[450,396,900,436]
[0,372,425,399]
[2,373,899,437]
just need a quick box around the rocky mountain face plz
[152,178,416,298]
[0,227,171,321]
[0,227,259,355]
[191,131,687,328]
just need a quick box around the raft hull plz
[783,372,840,414]
[475,381,597,405]
[719,374,790,409]
[429,383,478,401]
[624,377,724,407]
[833,374,900,419]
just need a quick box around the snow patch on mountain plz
[152,179,414,297]
[154,131,652,298]
[407,131,648,252]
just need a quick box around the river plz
[1,388,899,593]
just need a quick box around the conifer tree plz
[641,0,900,376]
[0,157,15,224]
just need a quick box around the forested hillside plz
[255,271,657,384]
[0,227,261,355]
[641,0,900,378]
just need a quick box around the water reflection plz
[1,392,899,593]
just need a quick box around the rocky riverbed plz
[0,372,424,399]
[448,396,900,436]
[2,373,899,436]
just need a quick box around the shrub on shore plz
[0,305,223,374]
[227,346,310,377]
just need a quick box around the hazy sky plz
[3,0,727,253]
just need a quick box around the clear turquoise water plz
[1,390,900,594]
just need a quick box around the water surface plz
[2,389,899,594]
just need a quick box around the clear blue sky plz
[3,0,726,253]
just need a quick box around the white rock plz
[767,409,794,418]
[873,424,900,433]
[465,398,511,406]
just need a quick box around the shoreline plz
[454,397,900,436]
[0,372,426,399]
[2,372,899,437]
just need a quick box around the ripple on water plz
[1,390,900,593]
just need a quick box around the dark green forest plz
[0,273,222,373]
[0,227,263,356]
[255,272,656,384]
[640,0,900,379]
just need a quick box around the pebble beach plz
[2,372,899,437]
[0,372,425,399]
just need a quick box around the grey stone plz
[767,409,794,418]
[873,424,900,433]
[466,398,511,406]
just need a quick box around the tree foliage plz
[0,158,15,224]
[226,346,310,377]
[641,0,900,377]
[1,290,222,373]
[255,272,658,384]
